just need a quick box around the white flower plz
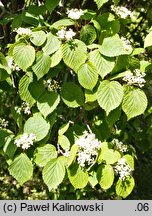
[7,57,20,71]
[0,118,8,129]
[15,27,32,36]
[14,133,36,149]
[21,102,31,115]
[114,158,132,180]
[121,37,133,53]
[57,27,76,40]
[15,106,22,114]
[67,8,84,20]
[112,138,128,153]
[76,131,101,167]
[65,29,76,40]
[111,5,133,19]
[59,0,64,7]
[123,69,146,88]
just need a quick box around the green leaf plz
[77,62,98,90]
[24,112,50,141]
[144,31,152,48]
[68,163,89,189]
[113,0,120,6]
[19,74,35,107]
[123,155,134,170]
[9,153,33,185]
[97,164,114,189]
[13,43,35,70]
[30,31,46,46]
[42,33,61,55]
[43,156,66,190]
[94,0,109,9]
[3,135,17,159]
[50,47,62,68]
[34,144,57,167]
[116,176,135,198]
[51,19,75,29]
[106,106,121,127]
[0,129,14,148]
[58,122,70,136]
[0,67,9,81]
[45,0,60,14]
[66,144,78,167]
[80,25,97,45]
[61,82,84,108]
[37,91,60,118]
[29,78,45,100]
[62,39,87,72]
[89,171,98,188]
[85,89,97,103]
[97,80,123,115]
[58,135,70,150]
[99,35,128,57]
[102,149,121,164]
[32,52,52,80]
[122,87,148,120]
[89,50,115,78]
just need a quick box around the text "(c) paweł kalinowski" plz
[20,202,104,212]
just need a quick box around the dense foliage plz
[0,0,152,199]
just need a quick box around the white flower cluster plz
[114,158,132,180]
[67,8,84,20]
[111,5,133,19]
[15,133,36,149]
[7,58,20,71]
[123,69,146,88]
[76,131,101,167]
[121,37,133,53]
[112,138,128,153]
[15,102,31,115]
[44,79,60,92]
[57,27,76,40]
[15,27,32,36]
[0,118,8,129]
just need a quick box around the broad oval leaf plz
[34,144,57,167]
[77,62,98,90]
[42,157,66,191]
[61,82,84,108]
[58,122,70,136]
[80,24,97,45]
[50,47,62,68]
[144,31,152,48]
[99,35,128,57]
[13,43,35,70]
[94,0,109,9]
[24,112,50,141]
[19,74,35,107]
[97,164,114,189]
[123,154,134,170]
[62,39,87,72]
[51,19,75,29]
[45,0,60,14]
[42,33,61,55]
[102,149,121,164]
[58,135,70,150]
[30,31,46,46]
[89,50,115,78]
[32,52,51,80]
[97,80,123,115]
[116,176,135,198]
[68,163,89,189]
[37,91,60,118]
[9,153,33,185]
[122,87,148,120]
